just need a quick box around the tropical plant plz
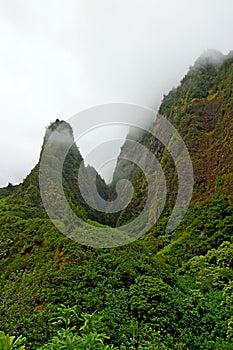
[38,305,115,350]
[0,331,26,350]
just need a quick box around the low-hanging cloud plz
[1,0,233,186]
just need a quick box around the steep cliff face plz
[113,51,233,228]
[159,50,233,202]
[11,119,109,223]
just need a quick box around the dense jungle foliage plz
[0,51,233,349]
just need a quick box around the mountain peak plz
[45,119,74,143]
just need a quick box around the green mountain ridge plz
[0,51,233,349]
[114,50,233,222]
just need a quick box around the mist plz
[1,0,233,186]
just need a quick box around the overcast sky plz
[0,0,233,186]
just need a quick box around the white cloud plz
[0,0,233,186]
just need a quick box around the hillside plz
[0,51,233,349]
[114,50,233,252]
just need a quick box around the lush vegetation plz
[1,51,233,349]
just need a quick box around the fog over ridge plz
[1,0,233,186]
